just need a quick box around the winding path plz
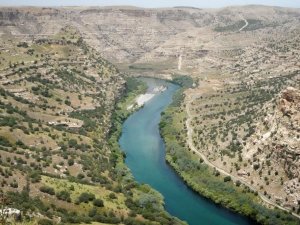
[185,94,300,219]
[239,17,249,31]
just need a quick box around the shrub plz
[235,180,241,187]
[16,140,26,148]
[56,190,71,202]
[40,186,55,195]
[93,198,104,207]
[77,173,85,179]
[88,207,97,217]
[68,139,77,148]
[109,193,117,199]
[68,158,74,166]
[17,42,29,48]
[38,219,53,225]
[10,181,18,188]
[0,136,12,147]
[223,176,232,182]
[253,164,260,170]
[65,100,71,106]
[29,171,41,183]
[78,192,95,203]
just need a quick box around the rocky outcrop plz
[280,87,300,117]
[277,87,300,178]
[241,86,300,210]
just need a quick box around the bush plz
[68,139,77,148]
[77,173,85,179]
[40,186,55,195]
[68,158,74,166]
[78,192,95,203]
[10,181,18,188]
[93,198,104,207]
[223,176,232,182]
[38,219,53,225]
[29,171,41,183]
[16,140,26,148]
[65,100,71,106]
[88,207,97,217]
[109,193,117,199]
[56,190,71,202]
[235,180,241,187]
[0,136,12,147]
[17,42,29,48]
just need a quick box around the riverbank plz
[159,76,299,225]
[108,77,185,225]
[127,82,167,110]
[119,76,259,225]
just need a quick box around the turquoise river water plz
[119,78,256,225]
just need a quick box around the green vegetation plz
[160,76,299,225]
[214,19,267,32]
[56,190,71,202]
[122,61,176,73]
[93,198,104,207]
[0,136,12,147]
[39,185,55,195]
[214,20,246,32]
[38,219,53,225]
[0,26,184,225]
[0,75,184,225]
[172,75,194,88]
[109,77,147,138]
[77,192,95,203]
[192,73,297,159]
[108,77,185,225]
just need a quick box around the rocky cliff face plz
[241,86,300,209]
[277,87,300,179]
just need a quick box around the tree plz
[39,186,55,195]
[68,139,77,148]
[224,176,232,182]
[93,199,104,207]
[253,164,260,170]
[78,192,95,203]
[109,193,117,199]
[56,190,71,202]
[68,158,74,166]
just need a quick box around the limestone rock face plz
[277,87,300,178]
[280,87,300,116]
[239,86,300,209]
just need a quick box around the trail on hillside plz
[185,93,300,219]
[239,16,249,31]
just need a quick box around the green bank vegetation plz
[107,76,186,225]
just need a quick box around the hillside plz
[0,25,184,225]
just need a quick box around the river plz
[119,77,255,225]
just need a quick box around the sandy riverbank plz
[127,85,167,110]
